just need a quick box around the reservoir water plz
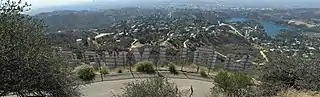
[226,17,291,37]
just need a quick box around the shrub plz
[100,66,109,75]
[135,61,155,74]
[260,55,320,96]
[117,68,123,73]
[168,62,178,75]
[118,77,183,97]
[278,89,320,97]
[157,72,164,77]
[94,67,100,72]
[74,65,96,81]
[213,71,253,96]
[200,69,208,77]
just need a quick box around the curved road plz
[81,78,213,97]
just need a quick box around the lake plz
[226,17,291,37]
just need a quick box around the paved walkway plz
[81,78,213,97]
[5,72,214,97]
[82,72,214,97]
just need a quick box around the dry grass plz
[207,89,320,97]
[278,89,320,97]
[208,92,227,97]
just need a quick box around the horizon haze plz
[23,0,320,14]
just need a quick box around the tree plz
[0,0,80,96]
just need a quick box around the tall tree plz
[0,0,80,96]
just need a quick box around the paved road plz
[81,78,213,97]
[5,72,214,97]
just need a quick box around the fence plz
[61,47,252,71]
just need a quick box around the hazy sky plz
[17,0,320,9]
[20,0,91,8]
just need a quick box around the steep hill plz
[44,8,267,63]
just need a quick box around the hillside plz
[43,8,269,63]
[36,8,170,32]
[42,8,320,64]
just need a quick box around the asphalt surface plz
[81,78,213,97]
[82,72,214,97]
[5,72,214,97]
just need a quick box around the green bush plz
[74,65,96,81]
[100,66,109,75]
[160,64,166,68]
[117,68,123,73]
[94,67,100,72]
[135,61,155,74]
[157,72,164,77]
[168,63,178,75]
[260,55,320,96]
[213,71,253,96]
[118,77,182,97]
[200,69,208,77]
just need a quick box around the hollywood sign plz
[62,47,251,71]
